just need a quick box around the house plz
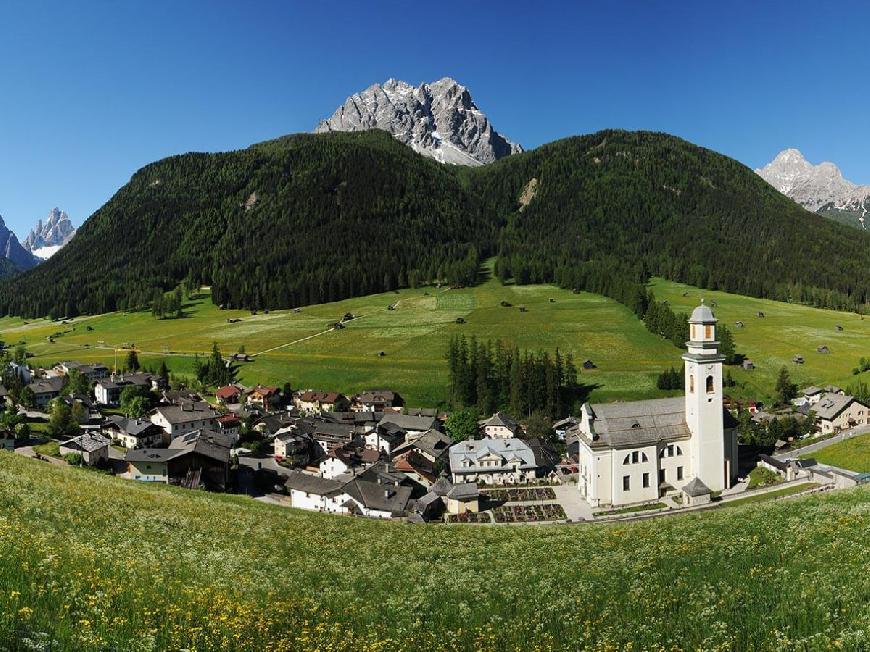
[294,390,350,414]
[57,361,109,382]
[59,432,110,466]
[247,385,281,410]
[365,422,406,456]
[342,478,412,518]
[128,431,230,490]
[27,376,65,409]
[215,414,241,445]
[351,390,403,413]
[160,389,204,406]
[449,438,540,485]
[150,404,218,442]
[378,413,436,439]
[309,420,357,454]
[319,446,363,479]
[813,393,869,434]
[573,301,739,508]
[215,385,243,404]
[95,373,154,406]
[446,482,480,515]
[479,411,520,439]
[102,415,165,449]
[284,471,350,513]
[252,412,295,438]
[757,454,815,483]
[392,429,452,465]
[741,359,755,370]
[273,427,312,465]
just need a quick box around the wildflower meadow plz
[0,453,868,651]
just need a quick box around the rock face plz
[23,207,77,258]
[756,149,869,229]
[315,77,522,166]
[0,215,37,270]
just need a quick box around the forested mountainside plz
[0,131,487,317]
[1,129,868,318]
[470,131,870,312]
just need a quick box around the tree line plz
[446,334,582,420]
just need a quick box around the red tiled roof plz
[215,386,241,399]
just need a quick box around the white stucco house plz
[813,393,869,434]
[573,301,739,508]
[479,411,520,439]
[448,437,539,485]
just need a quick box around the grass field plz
[651,278,870,403]
[802,433,870,473]
[1,274,867,408]
[1,453,869,650]
[0,277,684,406]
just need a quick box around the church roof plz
[585,397,690,448]
[689,301,717,324]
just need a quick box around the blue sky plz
[1,0,868,236]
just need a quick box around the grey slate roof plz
[61,432,110,454]
[480,411,518,431]
[104,415,163,438]
[446,482,479,500]
[449,438,538,474]
[682,477,711,497]
[393,429,452,459]
[126,449,178,463]
[153,405,218,425]
[378,413,436,432]
[814,393,860,421]
[586,397,690,448]
[283,470,344,496]
[343,479,412,516]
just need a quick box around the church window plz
[706,375,715,394]
[705,325,713,339]
[689,375,695,394]
[676,446,683,456]
[623,475,630,491]
[642,472,650,488]
[677,466,684,480]
[632,451,639,464]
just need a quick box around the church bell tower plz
[683,300,727,492]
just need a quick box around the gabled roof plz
[283,470,344,496]
[153,405,218,425]
[104,415,163,438]
[448,438,537,473]
[480,411,519,431]
[378,413,436,432]
[215,385,242,399]
[446,482,479,500]
[62,432,110,453]
[584,397,690,448]
[814,393,861,421]
[343,479,411,516]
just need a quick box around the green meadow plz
[803,433,870,473]
[1,275,867,407]
[0,278,683,406]
[651,278,870,403]
[1,453,869,651]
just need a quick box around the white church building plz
[574,301,739,507]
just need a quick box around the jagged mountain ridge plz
[756,149,869,229]
[314,77,522,166]
[23,207,77,258]
[0,215,37,273]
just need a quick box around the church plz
[574,301,739,507]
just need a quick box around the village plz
[1,302,868,524]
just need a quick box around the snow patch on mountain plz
[23,207,76,257]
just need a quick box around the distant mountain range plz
[315,77,522,166]
[22,207,77,259]
[756,149,869,230]
[0,215,37,275]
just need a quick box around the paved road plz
[775,424,870,461]
[14,445,65,465]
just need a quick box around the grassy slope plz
[651,278,870,403]
[3,275,868,407]
[0,277,683,406]
[803,433,870,473]
[1,453,869,650]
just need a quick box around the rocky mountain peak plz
[23,207,77,258]
[314,77,522,166]
[0,214,37,270]
[756,149,868,228]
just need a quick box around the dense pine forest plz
[1,129,869,318]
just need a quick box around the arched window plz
[689,374,695,394]
[623,452,649,465]
[706,375,714,394]
[675,446,683,456]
